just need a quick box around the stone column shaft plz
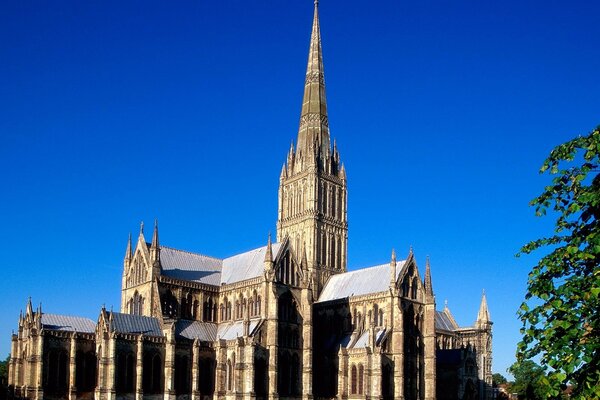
[136,336,144,400]
[69,334,77,400]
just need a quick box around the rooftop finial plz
[140,221,144,235]
[265,232,273,263]
[296,0,330,161]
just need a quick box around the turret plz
[150,219,160,265]
[390,249,397,288]
[424,256,434,302]
[124,233,133,267]
[476,289,491,327]
[264,233,274,280]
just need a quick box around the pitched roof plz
[110,312,163,337]
[216,318,262,340]
[175,320,217,341]
[160,243,282,286]
[316,261,406,303]
[41,313,96,333]
[221,243,282,285]
[435,309,459,331]
[160,246,222,286]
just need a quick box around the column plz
[164,330,176,400]
[108,334,117,400]
[136,335,144,400]
[243,342,255,400]
[337,349,347,399]
[34,334,44,400]
[371,352,382,399]
[69,333,77,400]
[301,289,313,400]
[191,340,200,400]
[391,296,404,400]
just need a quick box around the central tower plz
[277,1,348,295]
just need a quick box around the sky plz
[1,0,599,377]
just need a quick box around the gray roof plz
[435,309,459,331]
[216,318,261,340]
[110,313,163,337]
[41,313,96,333]
[221,243,282,285]
[160,246,222,286]
[175,320,217,341]
[317,261,406,303]
[160,243,282,287]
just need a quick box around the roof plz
[175,320,217,341]
[316,261,406,303]
[216,318,261,340]
[435,309,459,331]
[110,312,163,337]
[41,313,96,333]
[221,243,282,285]
[160,243,282,286]
[160,246,222,286]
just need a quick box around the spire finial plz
[151,219,159,248]
[150,219,161,265]
[296,0,330,161]
[125,233,133,261]
[265,233,273,263]
[477,289,491,323]
[424,256,434,299]
[140,221,144,235]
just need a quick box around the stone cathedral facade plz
[8,3,493,400]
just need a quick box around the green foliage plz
[0,354,8,383]
[509,360,548,400]
[493,372,508,386]
[518,126,600,400]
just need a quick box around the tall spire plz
[424,256,433,295]
[124,233,133,262]
[296,0,330,159]
[150,219,160,264]
[264,233,273,264]
[477,289,491,323]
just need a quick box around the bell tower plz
[277,0,348,295]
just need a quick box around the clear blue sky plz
[1,0,599,377]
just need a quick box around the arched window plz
[75,351,97,392]
[226,301,232,320]
[175,355,190,394]
[46,349,69,394]
[192,300,199,320]
[358,364,364,395]
[256,296,262,315]
[132,291,143,315]
[226,360,233,391]
[143,352,162,393]
[402,278,410,298]
[116,352,135,393]
[350,364,357,394]
[412,277,419,299]
[291,353,300,395]
[162,290,178,318]
[198,358,215,395]
[379,309,384,327]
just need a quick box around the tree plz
[509,360,547,400]
[493,372,508,386]
[518,126,600,399]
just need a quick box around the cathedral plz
[8,2,493,400]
